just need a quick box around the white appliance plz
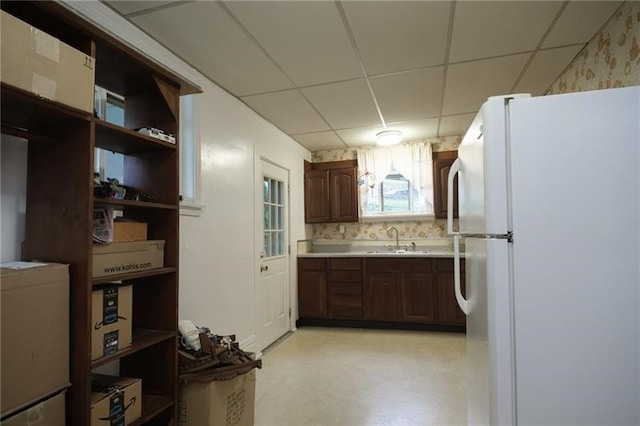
[447,86,640,425]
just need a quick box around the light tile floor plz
[254,327,467,426]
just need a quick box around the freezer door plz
[465,237,514,426]
[457,97,513,235]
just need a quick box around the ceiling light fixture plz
[376,130,403,146]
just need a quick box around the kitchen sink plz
[365,250,430,254]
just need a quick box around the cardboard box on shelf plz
[178,370,256,426]
[113,220,148,242]
[90,375,142,426]
[0,390,66,426]
[92,240,165,278]
[91,284,132,361]
[0,262,70,418]
[0,10,95,113]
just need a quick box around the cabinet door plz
[304,170,330,223]
[433,151,459,219]
[399,272,436,323]
[435,259,466,326]
[330,168,359,222]
[298,271,328,318]
[364,272,398,321]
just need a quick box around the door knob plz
[260,265,269,272]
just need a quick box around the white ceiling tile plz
[130,2,294,96]
[370,67,444,123]
[225,1,362,86]
[342,1,451,75]
[385,118,440,142]
[103,1,175,16]
[542,1,623,48]
[336,118,440,148]
[514,45,584,95]
[449,1,562,62]
[241,90,330,134]
[336,125,386,148]
[291,131,346,152]
[302,79,381,129]
[442,53,531,115]
[439,113,476,137]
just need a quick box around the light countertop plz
[297,239,464,258]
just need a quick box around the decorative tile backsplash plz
[311,2,637,242]
[312,219,449,241]
[547,1,639,94]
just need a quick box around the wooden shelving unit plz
[0,2,200,425]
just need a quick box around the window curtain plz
[357,142,433,215]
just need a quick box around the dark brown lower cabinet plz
[298,256,465,330]
[365,258,435,323]
[297,258,328,318]
[328,258,363,319]
[435,258,466,326]
[399,272,436,323]
[364,271,398,321]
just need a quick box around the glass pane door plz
[263,176,285,258]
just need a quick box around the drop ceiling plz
[102,1,623,152]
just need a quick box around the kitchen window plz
[357,142,434,218]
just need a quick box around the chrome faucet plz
[386,226,400,251]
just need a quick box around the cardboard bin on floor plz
[0,390,66,426]
[0,262,70,418]
[178,369,256,426]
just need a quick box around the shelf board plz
[94,119,177,154]
[130,394,175,426]
[92,266,177,285]
[91,329,177,369]
[0,84,90,133]
[94,198,177,211]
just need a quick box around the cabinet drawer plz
[329,281,362,295]
[365,258,432,273]
[329,269,361,282]
[299,258,327,271]
[328,258,362,270]
[329,295,363,319]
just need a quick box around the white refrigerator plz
[447,86,640,425]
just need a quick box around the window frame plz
[179,95,204,216]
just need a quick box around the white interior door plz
[255,158,290,351]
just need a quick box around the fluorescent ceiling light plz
[376,130,403,146]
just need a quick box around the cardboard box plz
[93,240,165,278]
[0,262,70,418]
[90,375,142,426]
[113,220,148,242]
[1,10,95,113]
[0,390,66,426]
[91,284,132,361]
[178,370,256,426]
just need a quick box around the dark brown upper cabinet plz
[304,160,359,223]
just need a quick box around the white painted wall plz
[179,79,311,352]
[0,1,312,352]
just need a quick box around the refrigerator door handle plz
[447,157,461,236]
[453,235,470,315]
